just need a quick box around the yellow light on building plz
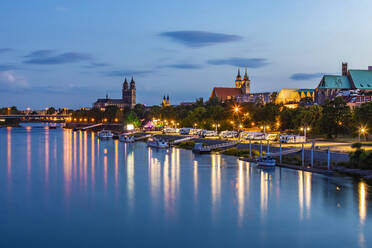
[114,118,118,122]
[104,118,107,122]
[84,118,87,122]
[91,118,95,122]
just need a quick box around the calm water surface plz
[0,124,371,248]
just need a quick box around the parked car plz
[265,133,279,141]
[219,130,238,138]
[199,130,218,138]
[239,131,261,140]
[179,128,192,135]
[280,135,306,143]
[162,127,178,134]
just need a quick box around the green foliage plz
[176,141,195,150]
[354,101,372,129]
[46,107,56,115]
[126,111,141,127]
[348,143,372,169]
[222,148,260,159]
[320,97,352,138]
[0,106,21,115]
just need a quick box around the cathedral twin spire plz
[123,77,136,90]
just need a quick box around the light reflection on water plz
[0,125,371,248]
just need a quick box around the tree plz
[46,107,56,115]
[253,103,280,127]
[126,111,141,127]
[354,101,372,129]
[133,104,147,120]
[320,97,352,138]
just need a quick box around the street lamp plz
[359,126,367,142]
[212,123,220,132]
[300,126,311,141]
[194,123,198,129]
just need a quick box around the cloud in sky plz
[290,72,324,81]
[24,50,92,65]
[83,62,110,69]
[103,70,154,77]
[207,57,268,68]
[159,31,242,47]
[0,48,12,54]
[0,64,19,71]
[160,63,202,69]
[0,71,29,89]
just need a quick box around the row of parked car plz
[162,128,307,143]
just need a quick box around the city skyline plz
[2,0,372,108]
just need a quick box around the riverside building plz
[93,77,136,109]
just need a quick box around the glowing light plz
[114,118,118,122]
[127,124,134,131]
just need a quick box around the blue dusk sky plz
[1,0,372,109]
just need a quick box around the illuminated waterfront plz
[0,124,371,247]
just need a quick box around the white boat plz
[147,138,169,149]
[119,134,135,143]
[97,130,114,139]
[257,155,276,167]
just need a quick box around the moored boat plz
[119,134,135,143]
[98,130,114,139]
[256,154,276,168]
[147,138,169,149]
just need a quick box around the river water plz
[0,124,371,247]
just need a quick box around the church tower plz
[235,68,242,88]
[129,77,136,108]
[122,77,136,108]
[241,68,250,95]
[162,95,170,107]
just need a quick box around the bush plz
[222,148,260,159]
[349,145,372,170]
[177,141,195,150]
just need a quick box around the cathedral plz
[93,77,136,109]
[210,68,251,102]
[161,95,170,107]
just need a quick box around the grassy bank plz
[222,148,260,159]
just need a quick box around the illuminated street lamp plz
[359,126,367,142]
[193,123,198,129]
[300,126,311,141]
[212,123,220,132]
[114,118,118,123]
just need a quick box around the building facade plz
[210,68,272,104]
[93,77,136,109]
[275,88,315,107]
[315,63,372,104]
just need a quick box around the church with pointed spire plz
[210,68,251,102]
[161,95,170,107]
[93,76,137,109]
[210,68,272,104]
